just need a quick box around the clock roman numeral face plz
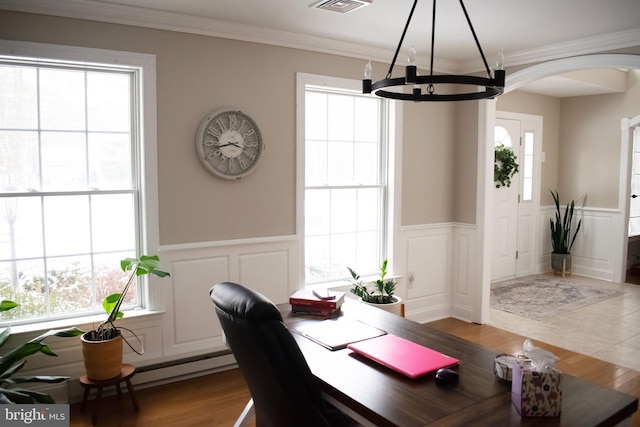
[196,109,263,179]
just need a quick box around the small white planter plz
[361,296,403,317]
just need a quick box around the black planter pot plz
[551,253,572,273]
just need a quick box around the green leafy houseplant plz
[494,144,519,188]
[81,255,170,381]
[348,259,397,304]
[85,255,170,343]
[549,190,582,254]
[0,300,83,404]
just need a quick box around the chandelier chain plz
[386,0,419,79]
[429,0,436,78]
[457,0,492,78]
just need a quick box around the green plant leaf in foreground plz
[0,300,19,312]
[0,309,83,404]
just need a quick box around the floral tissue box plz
[511,361,562,417]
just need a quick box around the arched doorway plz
[474,54,640,324]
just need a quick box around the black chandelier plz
[362,0,505,102]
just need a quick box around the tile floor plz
[489,276,640,370]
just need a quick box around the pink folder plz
[347,334,459,379]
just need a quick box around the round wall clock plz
[195,107,264,179]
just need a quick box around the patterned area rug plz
[490,275,625,321]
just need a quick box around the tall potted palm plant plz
[81,255,169,381]
[549,190,582,274]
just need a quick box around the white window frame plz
[0,39,160,327]
[295,72,402,287]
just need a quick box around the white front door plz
[491,118,521,281]
[491,113,541,282]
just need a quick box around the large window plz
[0,43,156,326]
[298,74,396,285]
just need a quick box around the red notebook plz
[347,334,459,379]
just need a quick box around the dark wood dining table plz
[280,300,638,426]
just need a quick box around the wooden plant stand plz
[548,257,572,278]
[79,364,139,425]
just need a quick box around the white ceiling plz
[2,0,640,96]
[518,70,629,98]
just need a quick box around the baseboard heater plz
[66,349,239,403]
[133,349,238,390]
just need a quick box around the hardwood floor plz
[70,318,640,426]
[70,369,253,427]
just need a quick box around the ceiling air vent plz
[310,0,372,14]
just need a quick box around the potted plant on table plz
[348,259,402,316]
[1,300,83,403]
[81,255,169,381]
[549,190,582,276]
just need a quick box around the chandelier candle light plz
[362,0,506,102]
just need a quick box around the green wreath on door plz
[494,144,519,188]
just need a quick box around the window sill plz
[6,309,166,336]
[307,280,351,290]
[308,274,404,290]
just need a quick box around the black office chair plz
[210,282,358,427]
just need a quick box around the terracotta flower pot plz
[81,331,123,381]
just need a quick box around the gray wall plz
[0,10,476,246]
[497,70,640,208]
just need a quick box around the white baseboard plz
[407,305,451,324]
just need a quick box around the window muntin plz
[522,131,534,201]
[495,124,534,202]
[303,85,389,284]
[0,59,141,325]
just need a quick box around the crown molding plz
[473,28,640,73]
[505,54,640,93]
[2,0,638,74]
[0,0,394,63]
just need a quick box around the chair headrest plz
[210,281,283,322]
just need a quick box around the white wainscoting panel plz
[406,233,449,299]
[159,236,299,358]
[121,317,165,364]
[399,223,480,324]
[171,256,229,345]
[517,211,535,277]
[402,225,453,322]
[538,206,621,280]
[450,225,477,322]
[238,250,291,304]
[572,211,617,279]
